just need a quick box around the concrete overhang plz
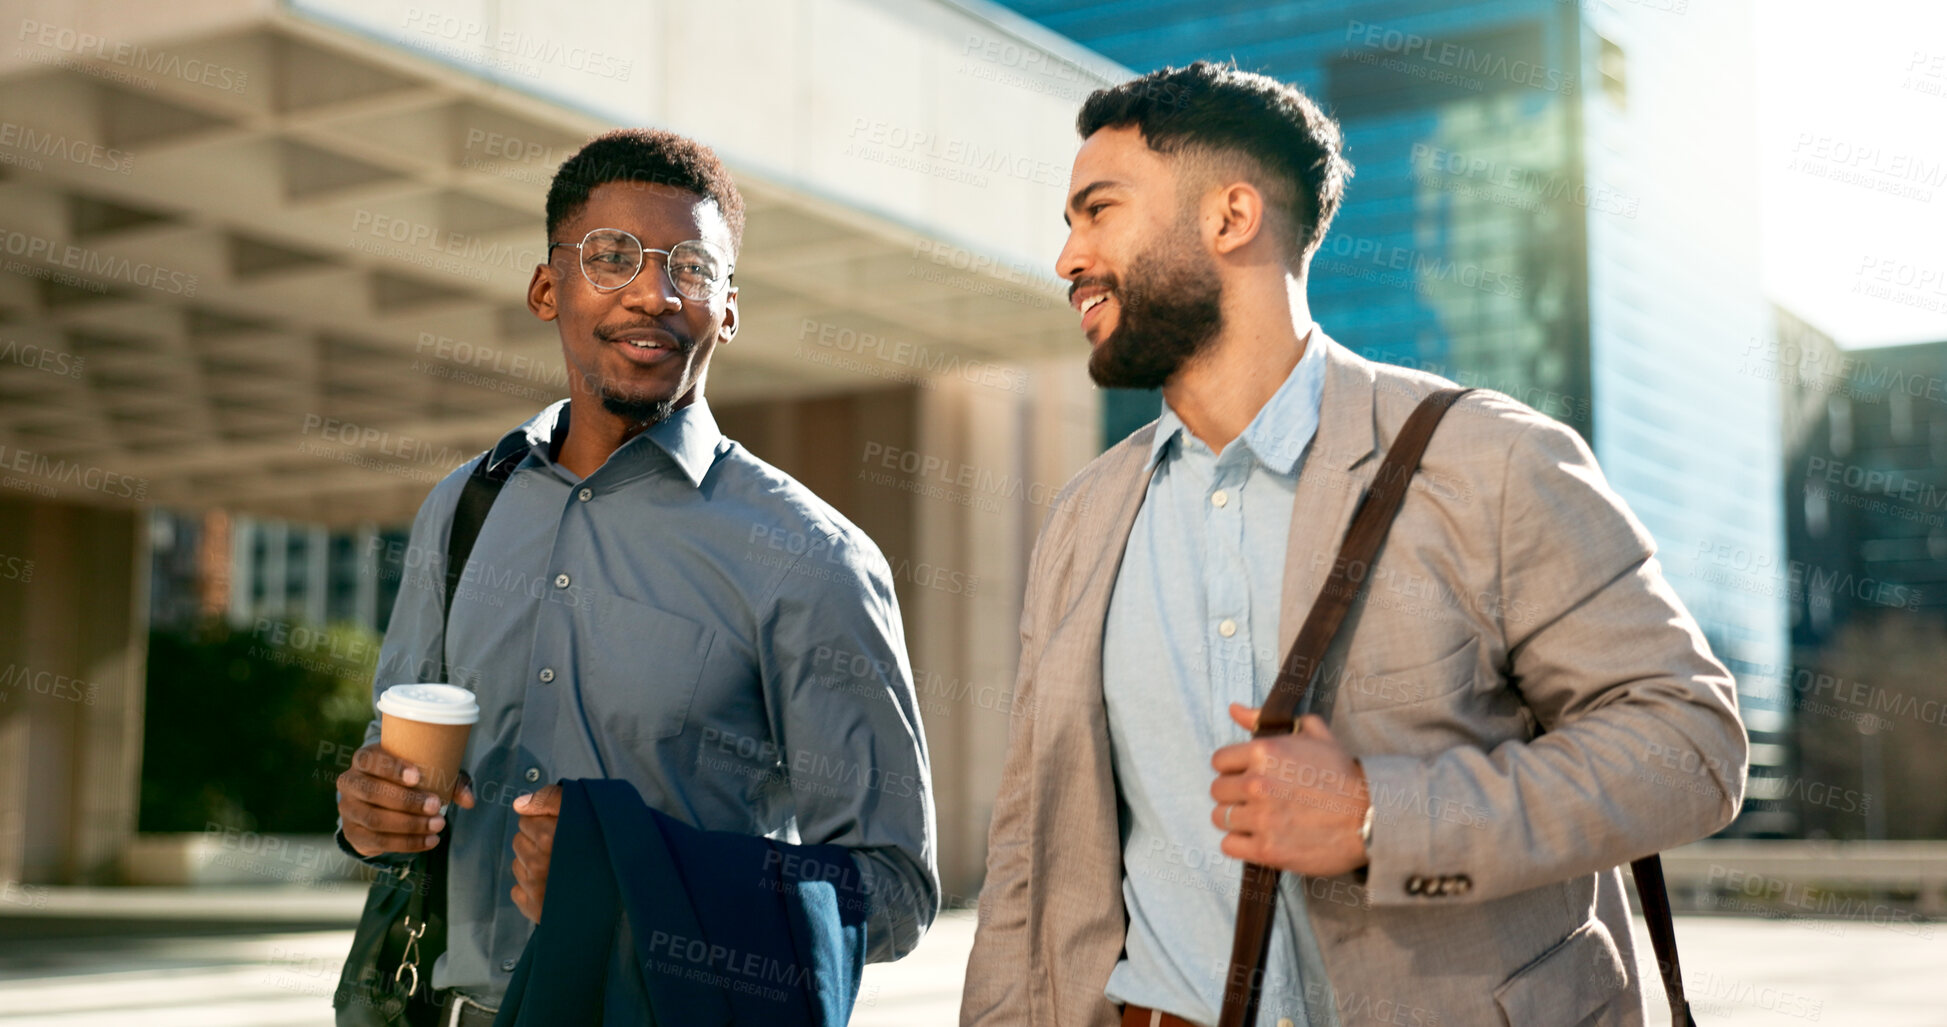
[0,0,1126,522]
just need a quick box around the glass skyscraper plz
[998,0,1789,833]
[1776,314,1947,839]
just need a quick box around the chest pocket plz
[1333,634,1480,713]
[578,592,715,743]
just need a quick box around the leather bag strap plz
[1632,854,1697,1025]
[410,444,523,934]
[439,439,525,677]
[1217,388,1468,1027]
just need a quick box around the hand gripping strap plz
[1214,389,1694,1027]
[1217,388,1468,1027]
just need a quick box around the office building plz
[1775,310,1947,838]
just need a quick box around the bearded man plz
[960,61,1746,1027]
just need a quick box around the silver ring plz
[1222,803,1235,832]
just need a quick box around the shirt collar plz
[1144,324,1328,476]
[517,397,725,488]
[1145,403,1186,470]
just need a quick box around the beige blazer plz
[960,333,1749,1027]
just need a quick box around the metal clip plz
[395,914,428,998]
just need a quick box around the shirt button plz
[1219,618,1237,638]
[524,767,541,782]
[554,573,571,588]
[538,667,554,683]
[1211,489,1229,508]
[577,487,593,502]
[501,958,517,972]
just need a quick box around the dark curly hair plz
[1078,60,1352,259]
[545,128,746,254]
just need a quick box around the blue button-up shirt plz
[1102,331,1339,1027]
[336,398,937,1004]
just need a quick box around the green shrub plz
[138,618,379,833]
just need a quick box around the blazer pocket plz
[583,593,715,742]
[1493,916,1628,1027]
[1336,634,1480,712]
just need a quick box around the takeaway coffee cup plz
[377,683,479,805]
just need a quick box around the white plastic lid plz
[377,683,480,725]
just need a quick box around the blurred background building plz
[1775,311,1947,840]
[147,511,408,633]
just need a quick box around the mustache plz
[1067,274,1117,303]
[593,320,695,349]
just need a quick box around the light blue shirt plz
[335,398,938,1004]
[1102,331,1338,1027]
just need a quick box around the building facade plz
[148,510,409,635]
[1775,311,1947,838]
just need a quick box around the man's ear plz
[719,287,738,344]
[527,263,558,322]
[1207,181,1267,257]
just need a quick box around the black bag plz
[331,842,449,1026]
[334,442,522,1026]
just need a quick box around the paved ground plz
[0,887,1939,1025]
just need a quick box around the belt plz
[438,990,500,1027]
[1121,1005,1202,1027]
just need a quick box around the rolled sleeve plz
[762,528,939,962]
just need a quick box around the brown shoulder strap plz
[1632,854,1698,1025]
[1217,386,1694,1027]
[1218,388,1467,1027]
[1255,387,1471,735]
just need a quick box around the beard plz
[589,321,698,427]
[1084,230,1224,390]
[599,390,674,426]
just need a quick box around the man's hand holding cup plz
[336,683,480,858]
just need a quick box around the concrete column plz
[890,353,1096,900]
[910,354,1096,899]
[0,497,149,884]
[714,362,1095,902]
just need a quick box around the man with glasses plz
[331,129,938,1024]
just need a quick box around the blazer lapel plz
[1278,334,1381,691]
[1025,420,1160,983]
[1031,421,1159,747]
